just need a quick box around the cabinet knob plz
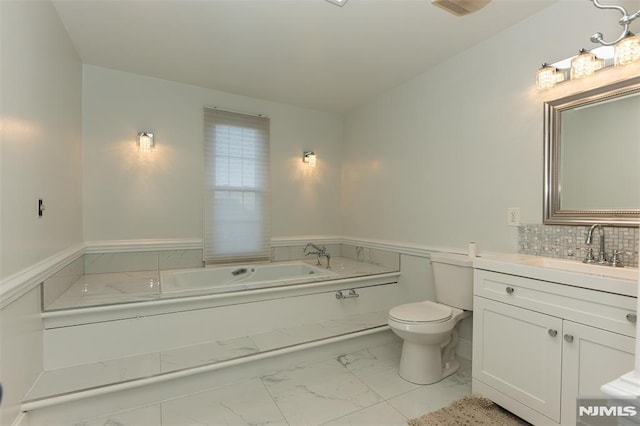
[505,287,515,295]
[626,313,637,323]
[548,329,557,337]
[564,334,574,343]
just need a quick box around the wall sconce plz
[536,0,640,90]
[303,151,317,167]
[137,132,154,152]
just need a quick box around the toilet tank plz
[430,252,474,310]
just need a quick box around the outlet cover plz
[508,207,520,226]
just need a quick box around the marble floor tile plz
[27,353,161,400]
[161,336,259,372]
[65,404,161,426]
[353,363,422,400]
[321,401,407,426]
[161,378,287,426]
[386,365,472,419]
[261,359,383,425]
[334,340,403,379]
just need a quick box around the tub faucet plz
[303,242,331,269]
[584,224,607,264]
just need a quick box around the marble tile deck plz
[45,257,398,311]
[62,341,472,426]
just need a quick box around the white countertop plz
[473,253,639,297]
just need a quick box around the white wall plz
[0,1,82,423]
[0,0,83,280]
[341,0,639,254]
[82,66,344,243]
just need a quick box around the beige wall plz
[82,66,344,242]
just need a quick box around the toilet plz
[388,252,473,384]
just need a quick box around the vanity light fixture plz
[536,63,566,91]
[615,32,640,66]
[303,151,317,167]
[570,49,604,79]
[137,132,154,152]
[536,0,639,90]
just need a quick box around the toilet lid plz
[389,301,452,323]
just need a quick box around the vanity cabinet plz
[472,269,636,426]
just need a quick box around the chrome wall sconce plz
[303,151,317,167]
[137,132,154,152]
[536,0,640,90]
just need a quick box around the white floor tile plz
[321,401,407,426]
[65,404,161,426]
[161,379,287,426]
[335,341,402,378]
[386,370,472,419]
[261,359,383,425]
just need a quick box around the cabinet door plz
[473,297,563,422]
[561,320,635,426]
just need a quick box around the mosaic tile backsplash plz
[519,224,639,268]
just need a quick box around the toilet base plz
[397,325,462,385]
[398,341,460,384]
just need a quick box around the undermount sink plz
[519,257,639,281]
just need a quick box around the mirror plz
[543,75,640,226]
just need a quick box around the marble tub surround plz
[42,256,85,309]
[45,270,160,310]
[519,224,639,268]
[271,242,401,271]
[52,341,471,426]
[25,311,389,404]
[84,249,204,274]
[45,257,398,311]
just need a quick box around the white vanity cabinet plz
[472,269,636,426]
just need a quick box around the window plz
[203,108,270,264]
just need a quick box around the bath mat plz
[407,395,530,426]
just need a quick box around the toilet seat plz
[388,301,452,324]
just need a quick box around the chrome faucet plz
[584,224,607,264]
[303,242,331,269]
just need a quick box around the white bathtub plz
[161,261,337,294]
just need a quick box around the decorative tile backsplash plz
[518,224,639,268]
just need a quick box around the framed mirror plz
[543,75,640,226]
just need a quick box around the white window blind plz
[203,108,270,264]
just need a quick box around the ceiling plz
[51,0,555,113]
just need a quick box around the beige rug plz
[408,395,530,426]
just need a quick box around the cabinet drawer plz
[474,270,636,337]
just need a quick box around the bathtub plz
[161,261,337,294]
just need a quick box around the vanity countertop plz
[474,253,638,297]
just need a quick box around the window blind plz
[203,108,270,264]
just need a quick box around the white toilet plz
[388,252,473,385]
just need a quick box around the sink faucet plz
[584,224,607,264]
[303,242,331,269]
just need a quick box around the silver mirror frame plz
[543,75,640,226]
